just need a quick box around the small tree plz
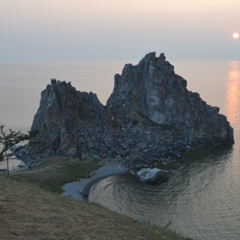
[0,124,37,177]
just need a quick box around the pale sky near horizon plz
[0,0,239,62]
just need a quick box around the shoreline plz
[61,163,129,201]
[82,172,128,199]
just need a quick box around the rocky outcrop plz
[28,52,234,164]
[107,52,234,146]
[29,80,122,159]
[136,168,169,183]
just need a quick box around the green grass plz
[13,156,101,193]
[0,155,192,240]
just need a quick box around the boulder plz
[136,168,169,183]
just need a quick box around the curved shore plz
[61,163,129,201]
[83,172,128,199]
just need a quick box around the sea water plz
[0,60,239,239]
[88,60,240,240]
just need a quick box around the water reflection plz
[225,61,240,126]
[89,62,240,240]
[89,146,235,237]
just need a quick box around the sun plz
[233,33,239,39]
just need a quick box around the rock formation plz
[28,52,234,164]
[29,80,120,159]
[136,168,169,183]
[107,52,233,145]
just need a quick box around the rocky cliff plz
[29,80,121,159]
[107,52,234,146]
[28,52,234,164]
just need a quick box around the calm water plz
[93,61,239,240]
[0,60,128,132]
[0,60,239,239]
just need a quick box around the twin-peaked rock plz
[29,52,234,162]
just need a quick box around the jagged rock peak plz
[112,52,176,94]
[29,80,109,157]
[107,52,234,145]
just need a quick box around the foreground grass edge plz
[0,156,191,240]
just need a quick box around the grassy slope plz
[0,156,191,240]
[13,156,101,193]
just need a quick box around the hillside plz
[0,157,191,240]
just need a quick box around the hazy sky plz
[0,0,239,62]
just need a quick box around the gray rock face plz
[107,52,234,146]
[29,81,121,159]
[28,52,234,163]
